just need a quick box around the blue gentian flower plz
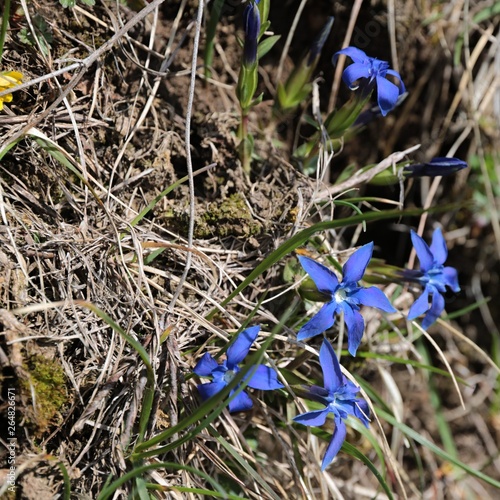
[403,157,468,178]
[193,325,283,413]
[294,338,370,470]
[243,1,261,65]
[333,47,405,116]
[298,243,396,356]
[405,228,460,328]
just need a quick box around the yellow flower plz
[0,71,23,111]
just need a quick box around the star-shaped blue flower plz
[294,338,370,471]
[298,242,396,356]
[193,325,284,413]
[406,228,460,328]
[333,47,405,116]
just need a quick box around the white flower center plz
[334,288,347,303]
[224,369,236,384]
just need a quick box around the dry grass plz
[0,0,499,498]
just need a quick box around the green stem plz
[0,0,11,64]
[238,110,251,175]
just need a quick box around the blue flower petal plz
[197,380,227,402]
[319,338,343,393]
[193,352,219,377]
[293,408,329,427]
[422,291,445,329]
[376,75,400,116]
[342,242,374,284]
[321,417,347,471]
[338,396,370,426]
[343,305,365,356]
[341,378,362,396]
[410,230,434,272]
[297,301,337,341]
[228,390,254,413]
[334,399,356,420]
[351,286,397,312]
[226,325,260,369]
[342,63,371,88]
[408,286,431,320]
[300,385,331,405]
[211,364,228,383]
[429,228,448,266]
[246,365,284,390]
[298,256,339,293]
[386,68,406,93]
[354,399,371,427]
[443,266,460,292]
[333,46,369,65]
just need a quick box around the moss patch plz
[20,354,67,435]
[163,192,263,239]
[197,193,262,238]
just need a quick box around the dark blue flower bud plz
[307,17,334,67]
[403,157,468,178]
[243,1,261,65]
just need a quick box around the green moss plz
[21,354,67,435]
[197,193,262,238]
[162,193,262,239]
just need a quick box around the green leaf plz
[324,93,371,138]
[169,487,243,499]
[257,34,281,59]
[473,2,500,24]
[17,14,53,56]
[356,352,470,385]
[342,442,394,499]
[378,408,500,489]
[59,0,95,7]
[97,462,230,500]
[74,301,154,446]
[204,0,226,76]
[210,426,282,500]
[207,206,429,319]
[237,63,259,111]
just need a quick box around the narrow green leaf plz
[210,425,282,500]
[75,301,154,446]
[204,0,226,76]
[170,486,242,499]
[55,461,71,500]
[97,462,229,500]
[356,352,470,385]
[378,408,500,489]
[342,442,395,500]
[257,34,281,59]
[207,207,429,319]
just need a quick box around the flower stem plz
[238,110,252,175]
[0,0,11,64]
